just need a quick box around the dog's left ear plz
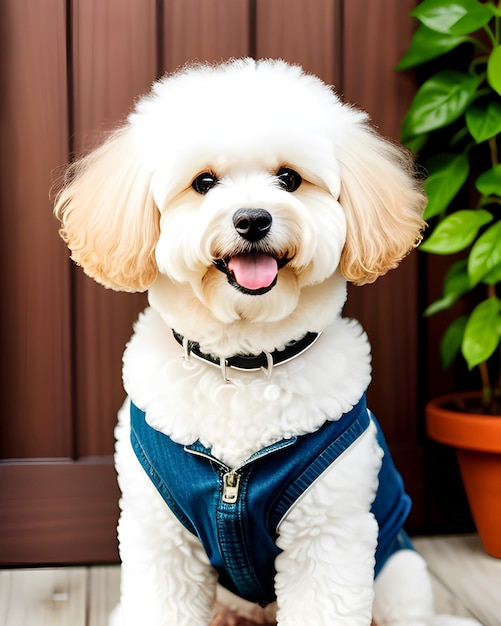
[337,120,426,285]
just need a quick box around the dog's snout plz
[233,209,272,242]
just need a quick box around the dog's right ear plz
[54,128,160,292]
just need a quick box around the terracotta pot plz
[426,392,501,558]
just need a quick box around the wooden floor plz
[413,535,501,625]
[0,535,499,625]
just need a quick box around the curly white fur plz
[123,288,371,468]
[54,59,480,626]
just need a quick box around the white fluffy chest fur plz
[123,306,372,468]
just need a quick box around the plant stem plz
[497,346,501,396]
[479,361,492,408]
[489,136,499,167]
[484,24,497,47]
[478,103,501,411]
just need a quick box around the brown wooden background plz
[1,0,456,566]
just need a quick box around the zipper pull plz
[222,471,241,503]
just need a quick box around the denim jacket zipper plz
[184,438,298,504]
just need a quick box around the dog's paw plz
[210,602,276,626]
[108,604,122,626]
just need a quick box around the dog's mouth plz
[214,254,289,295]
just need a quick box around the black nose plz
[233,209,272,242]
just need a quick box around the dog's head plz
[55,59,425,346]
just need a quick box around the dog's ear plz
[337,121,426,285]
[54,128,160,292]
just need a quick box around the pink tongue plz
[227,254,278,290]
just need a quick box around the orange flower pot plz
[426,393,501,559]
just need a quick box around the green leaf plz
[424,259,471,316]
[476,165,501,196]
[440,315,468,369]
[396,24,471,70]
[468,221,501,285]
[423,153,469,219]
[487,46,501,96]
[424,295,457,317]
[447,3,493,35]
[420,209,493,254]
[465,100,501,143]
[412,0,493,35]
[402,71,482,141]
[483,262,501,285]
[462,297,501,369]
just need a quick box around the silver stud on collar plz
[261,350,273,380]
[181,336,196,370]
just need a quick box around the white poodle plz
[55,59,480,626]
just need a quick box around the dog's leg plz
[113,402,218,626]
[373,549,482,626]
[211,586,277,625]
[273,422,382,626]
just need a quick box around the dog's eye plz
[276,168,302,192]
[192,172,219,194]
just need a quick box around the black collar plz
[172,329,320,374]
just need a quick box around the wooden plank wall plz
[0,0,421,565]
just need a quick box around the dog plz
[54,59,480,626]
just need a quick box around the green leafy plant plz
[398,0,501,412]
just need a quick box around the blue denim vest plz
[130,394,412,605]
